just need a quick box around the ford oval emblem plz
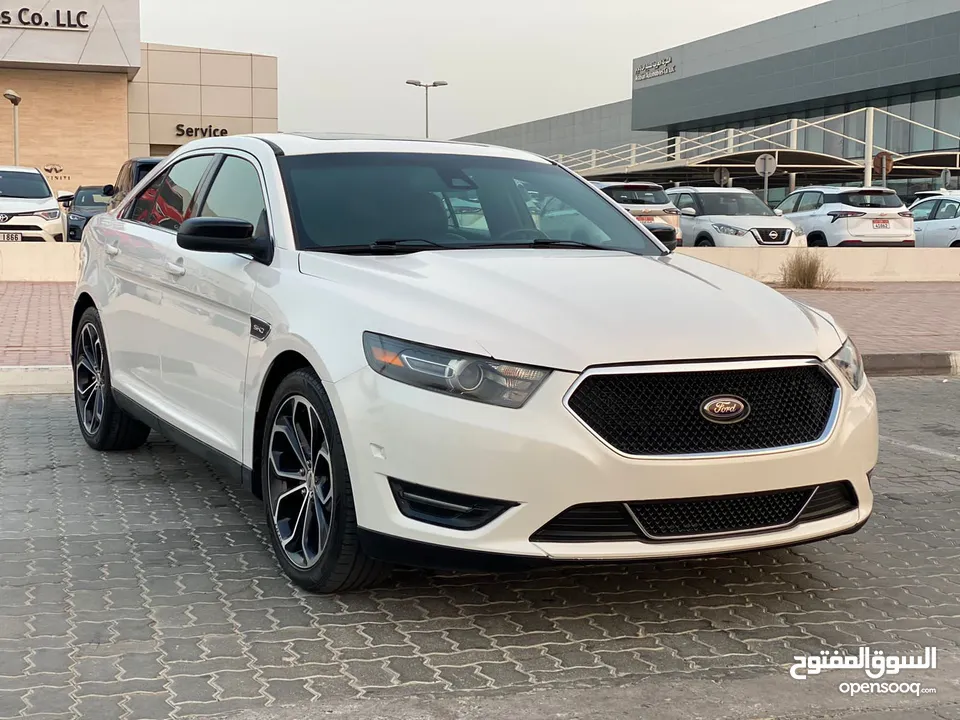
[701,395,750,424]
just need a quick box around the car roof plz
[790,186,898,193]
[168,133,552,164]
[666,186,753,194]
[0,165,41,174]
[593,181,664,190]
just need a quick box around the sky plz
[140,0,830,140]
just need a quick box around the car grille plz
[754,227,792,245]
[0,224,43,232]
[530,481,857,543]
[566,364,838,456]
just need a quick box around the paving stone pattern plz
[0,380,957,719]
[2,281,960,368]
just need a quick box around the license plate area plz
[635,215,656,223]
[0,232,22,242]
[873,220,890,229]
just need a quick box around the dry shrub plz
[779,249,836,289]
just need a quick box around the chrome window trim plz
[561,357,843,461]
[624,485,820,542]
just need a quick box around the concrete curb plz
[0,365,73,395]
[863,351,960,376]
[0,355,958,395]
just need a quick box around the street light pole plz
[3,90,21,165]
[406,80,448,139]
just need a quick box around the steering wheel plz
[496,228,548,243]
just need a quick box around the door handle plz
[164,261,186,277]
[950,226,958,231]
[105,244,120,256]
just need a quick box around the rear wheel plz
[951,240,960,248]
[261,369,390,593]
[73,307,150,451]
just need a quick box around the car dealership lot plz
[0,376,957,719]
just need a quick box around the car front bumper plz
[333,361,878,563]
[0,214,64,242]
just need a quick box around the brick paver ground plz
[0,283,73,366]
[1,281,958,367]
[0,377,957,719]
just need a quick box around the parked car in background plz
[0,166,71,242]
[665,186,802,247]
[103,157,163,211]
[910,194,960,247]
[593,181,683,244]
[66,186,111,241]
[777,187,914,247]
[72,134,877,593]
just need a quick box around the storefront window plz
[886,95,911,154]
[803,109,825,154]
[823,105,844,157]
[911,91,936,153]
[843,102,865,159]
[935,87,960,151]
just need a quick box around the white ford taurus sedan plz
[71,134,879,592]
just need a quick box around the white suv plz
[0,166,72,242]
[72,134,878,592]
[776,187,914,247]
[665,186,802,247]
[592,181,682,243]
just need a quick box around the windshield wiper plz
[307,238,451,255]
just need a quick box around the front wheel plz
[72,307,150,451]
[261,369,390,592]
[695,236,715,247]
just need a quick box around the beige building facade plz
[0,0,277,192]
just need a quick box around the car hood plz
[704,215,796,230]
[69,206,105,218]
[298,249,845,372]
[0,196,57,214]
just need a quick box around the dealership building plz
[0,0,277,193]
[460,0,960,200]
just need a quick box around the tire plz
[695,236,715,247]
[951,241,960,248]
[73,307,151,451]
[807,234,828,247]
[261,368,391,593]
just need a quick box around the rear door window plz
[796,192,823,212]
[934,199,960,220]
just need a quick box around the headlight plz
[830,337,865,390]
[35,209,60,220]
[712,223,748,236]
[363,332,550,408]
[68,213,85,222]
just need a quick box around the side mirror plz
[645,222,677,252]
[680,207,697,217]
[177,217,273,264]
[102,184,115,197]
[773,208,784,216]
[57,191,75,205]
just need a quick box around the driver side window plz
[911,200,938,222]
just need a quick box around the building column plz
[863,106,875,187]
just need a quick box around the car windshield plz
[0,171,52,199]
[73,188,109,207]
[279,152,660,255]
[837,191,903,208]
[601,186,669,205]
[697,192,774,217]
[135,162,160,184]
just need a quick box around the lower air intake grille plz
[530,481,857,543]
